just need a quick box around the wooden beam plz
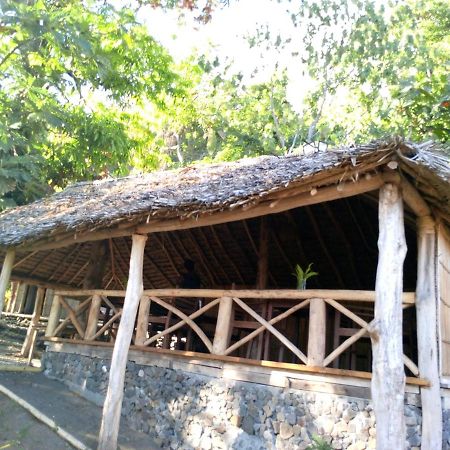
[142,288,414,303]
[44,336,431,387]
[45,294,62,337]
[21,287,45,356]
[212,297,233,355]
[0,249,15,316]
[233,296,308,364]
[195,228,229,283]
[256,217,269,289]
[210,226,245,285]
[307,298,326,366]
[10,274,74,291]
[416,216,442,449]
[25,174,385,253]
[305,206,345,288]
[323,204,362,288]
[82,241,108,288]
[185,229,217,286]
[7,281,18,313]
[12,251,38,269]
[371,183,406,450]
[121,237,153,288]
[98,234,147,450]
[135,295,151,345]
[85,294,102,340]
[401,177,431,217]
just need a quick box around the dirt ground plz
[0,318,69,450]
[0,317,42,367]
[0,394,72,450]
[0,318,154,450]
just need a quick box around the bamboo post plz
[0,249,15,317]
[21,287,45,356]
[371,183,407,450]
[45,294,62,337]
[212,297,233,355]
[98,234,147,450]
[307,298,326,366]
[85,294,102,340]
[135,295,151,345]
[416,215,442,450]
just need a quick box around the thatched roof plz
[0,138,448,251]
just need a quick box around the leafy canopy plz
[0,0,179,206]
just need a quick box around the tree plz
[0,0,180,206]
[286,0,450,145]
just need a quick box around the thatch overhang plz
[0,138,448,291]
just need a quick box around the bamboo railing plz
[48,288,418,375]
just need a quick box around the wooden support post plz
[85,294,102,340]
[256,217,269,359]
[45,294,62,337]
[371,183,407,450]
[135,295,151,345]
[0,249,15,317]
[21,287,45,356]
[212,297,233,355]
[98,234,147,450]
[307,298,326,366]
[7,281,18,313]
[416,215,442,450]
[15,283,28,313]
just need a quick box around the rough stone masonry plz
[43,351,449,450]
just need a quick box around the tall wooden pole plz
[416,215,442,450]
[98,234,147,450]
[256,217,269,289]
[135,295,151,345]
[371,183,407,450]
[256,217,269,359]
[212,297,233,355]
[7,281,18,313]
[85,294,102,340]
[45,294,62,337]
[21,287,45,356]
[0,249,15,317]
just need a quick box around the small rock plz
[279,423,294,440]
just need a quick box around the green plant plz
[293,263,318,290]
[307,436,332,450]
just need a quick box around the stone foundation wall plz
[43,351,436,450]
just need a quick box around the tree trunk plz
[416,215,442,450]
[371,183,407,450]
[98,234,147,450]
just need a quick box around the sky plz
[137,1,310,110]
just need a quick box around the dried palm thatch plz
[0,138,448,250]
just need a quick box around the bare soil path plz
[0,318,157,449]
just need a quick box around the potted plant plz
[293,263,318,290]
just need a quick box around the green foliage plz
[287,0,450,144]
[293,263,318,290]
[307,436,333,450]
[0,0,180,205]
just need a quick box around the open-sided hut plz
[0,138,449,449]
